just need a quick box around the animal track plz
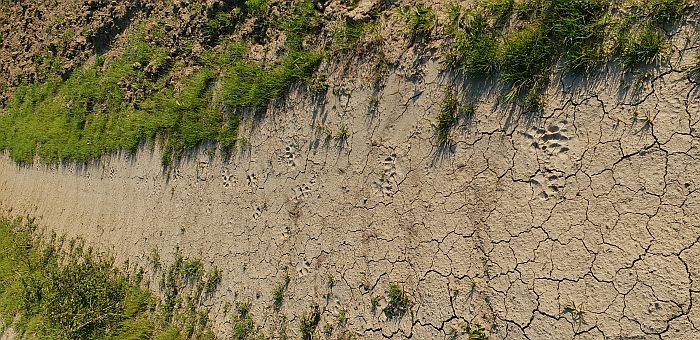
[253,203,267,219]
[530,169,565,200]
[197,162,209,181]
[297,260,312,277]
[293,180,315,201]
[221,168,235,188]
[526,119,571,157]
[373,154,398,196]
[246,172,258,188]
[280,143,299,167]
[523,119,572,200]
[171,168,182,181]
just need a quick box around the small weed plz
[383,283,412,319]
[321,124,334,140]
[368,94,380,110]
[370,295,381,313]
[399,4,435,37]
[272,282,284,307]
[462,103,476,124]
[335,125,349,141]
[436,88,459,146]
[562,301,587,331]
[337,308,347,325]
[323,323,334,336]
[150,247,161,270]
[306,73,329,94]
[205,267,222,295]
[182,258,204,283]
[447,322,489,340]
[232,301,257,339]
[283,270,291,286]
[62,28,76,41]
[299,304,321,340]
[327,272,336,288]
[524,91,543,113]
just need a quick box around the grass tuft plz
[445,9,499,75]
[383,282,412,319]
[0,218,215,339]
[399,4,435,37]
[616,24,664,69]
[444,0,684,104]
[500,25,551,92]
[436,88,459,146]
[299,304,321,340]
[644,0,687,24]
[0,24,320,167]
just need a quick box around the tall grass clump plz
[445,7,499,75]
[279,0,321,51]
[0,218,217,339]
[0,9,322,166]
[399,4,435,37]
[445,0,686,102]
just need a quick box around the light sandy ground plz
[2,23,700,340]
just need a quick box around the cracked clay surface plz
[2,26,700,340]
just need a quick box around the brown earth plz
[2,0,700,339]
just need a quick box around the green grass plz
[205,11,236,43]
[445,0,684,103]
[231,301,264,340]
[643,0,686,24]
[437,89,459,146]
[219,49,322,110]
[272,283,284,307]
[0,218,217,339]
[299,304,321,340]
[0,22,320,166]
[444,9,499,75]
[617,24,664,69]
[333,21,369,50]
[483,0,515,19]
[399,4,435,37]
[205,268,222,295]
[383,282,412,319]
[500,25,551,92]
[245,0,269,15]
[279,0,321,51]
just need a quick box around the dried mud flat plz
[2,10,700,340]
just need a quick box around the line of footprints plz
[522,118,572,200]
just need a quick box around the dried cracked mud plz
[3,17,700,340]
